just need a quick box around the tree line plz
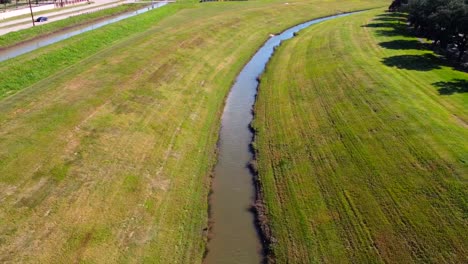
[389,0,468,63]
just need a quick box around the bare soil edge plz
[0,4,148,51]
[202,143,218,260]
[248,120,275,264]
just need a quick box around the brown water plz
[204,12,358,264]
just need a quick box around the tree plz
[1,0,11,11]
[405,0,468,63]
[389,0,409,12]
[451,1,468,61]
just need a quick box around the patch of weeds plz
[123,174,141,193]
[144,199,157,213]
[50,163,71,182]
[90,226,113,245]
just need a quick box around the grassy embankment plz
[253,8,467,263]
[0,0,386,262]
[0,4,145,49]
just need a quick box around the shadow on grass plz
[373,17,406,22]
[433,79,468,95]
[375,29,416,38]
[375,12,406,18]
[366,13,466,73]
[379,40,430,51]
[364,22,397,28]
[362,15,413,38]
[382,54,443,71]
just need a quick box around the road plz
[0,0,125,35]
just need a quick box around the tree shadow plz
[433,79,468,95]
[379,40,430,51]
[367,12,467,73]
[364,22,396,28]
[382,54,443,71]
[375,12,407,19]
[373,17,406,22]
[374,29,415,38]
[362,16,413,38]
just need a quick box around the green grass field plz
[0,4,144,49]
[253,8,467,263]
[0,0,387,262]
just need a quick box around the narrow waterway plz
[204,11,358,264]
[0,2,168,62]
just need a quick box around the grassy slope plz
[0,4,144,49]
[0,0,386,263]
[253,9,467,263]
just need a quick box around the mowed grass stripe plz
[356,17,467,166]
[253,9,467,263]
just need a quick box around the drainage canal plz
[0,2,168,63]
[204,11,359,264]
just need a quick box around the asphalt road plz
[0,0,125,35]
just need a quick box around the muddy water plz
[204,12,358,264]
[0,2,168,63]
